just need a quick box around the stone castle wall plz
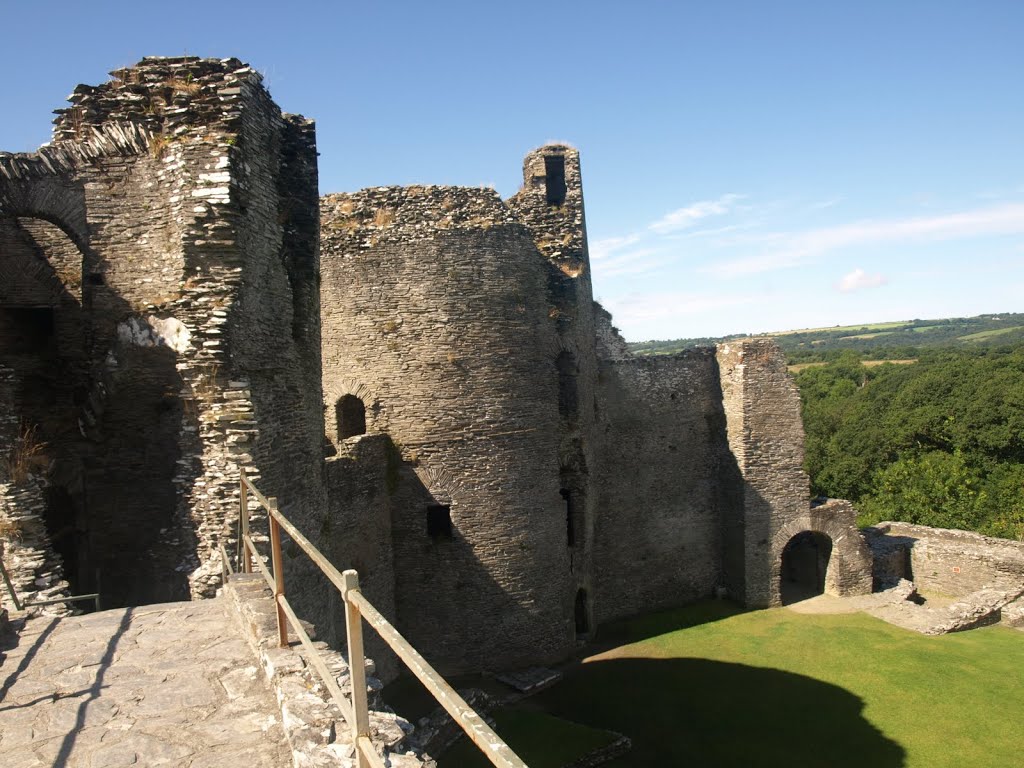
[866,521,1024,596]
[592,349,728,622]
[0,58,325,620]
[319,183,575,673]
[716,339,812,607]
[3,59,896,680]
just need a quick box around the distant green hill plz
[628,313,1024,363]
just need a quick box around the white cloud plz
[590,233,642,261]
[837,268,887,293]
[597,249,667,278]
[707,202,1024,278]
[807,197,843,211]
[648,193,744,234]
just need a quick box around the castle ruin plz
[5,55,949,678]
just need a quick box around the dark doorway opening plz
[544,155,567,206]
[574,588,590,636]
[780,531,833,604]
[426,504,453,540]
[336,394,366,439]
[0,307,56,353]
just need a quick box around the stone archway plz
[769,500,874,606]
[0,215,91,603]
[780,531,833,604]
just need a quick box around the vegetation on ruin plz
[428,601,1023,767]
[796,346,1024,540]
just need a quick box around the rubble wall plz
[866,522,1024,595]
[1,57,325,615]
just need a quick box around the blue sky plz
[1,1,1021,341]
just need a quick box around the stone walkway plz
[0,599,291,767]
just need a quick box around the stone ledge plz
[222,573,432,768]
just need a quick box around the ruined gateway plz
[12,55,995,679]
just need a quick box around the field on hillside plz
[629,312,1024,362]
[415,602,1024,768]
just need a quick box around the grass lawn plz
[442,708,621,768]
[428,602,1023,767]
[959,325,1023,341]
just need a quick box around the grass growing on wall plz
[432,601,1023,768]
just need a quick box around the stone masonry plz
[6,56,989,686]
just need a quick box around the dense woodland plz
[631,314,1024,541]
[796,347,1024,541]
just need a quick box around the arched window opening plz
[556,350,578,421]
[336,394,366,439]
[780,531,833,605]
[574,588,590,636]
[544,155,567,206]
[426,504,453,540]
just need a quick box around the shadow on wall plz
[322,432,573,679]
[0,214,199,608]
[535,657,906,768]
[388,457,572,676]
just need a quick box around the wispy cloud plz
[590,233,642,261]
[609,290,759,322]
[707,202,1024,278]
[648,194,744,234]
[598,249,668,278]
[807,197,843,211]
[837,268,887,293]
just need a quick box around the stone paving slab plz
[0,599,291,767]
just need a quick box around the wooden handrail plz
[233,470,528,768]
[0,556,101,613]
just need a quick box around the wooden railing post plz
[0,556,23,611]
[239,471,251,574]
[343,569,371,768]
[268,498,288,648]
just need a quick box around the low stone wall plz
[0,478,72,614]
[865,522,1024,596]
[223,573,431,768]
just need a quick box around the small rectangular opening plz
[544,155,566,206]
[426,504,453,540]
[561,489,575,547]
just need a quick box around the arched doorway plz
[336,394,367,439]
[1,216,90,597]
[780,531,833,604]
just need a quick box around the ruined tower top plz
[50,56,312,145]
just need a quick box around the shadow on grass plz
[533,657,906,768]
[588,599,746,655]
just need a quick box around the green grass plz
[958,325,1023,341]
[434,602,1023,768]
[773,320,909,335]
[840,331,896,339]
[442,708,620,768]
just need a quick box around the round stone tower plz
[320,163,594,672]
